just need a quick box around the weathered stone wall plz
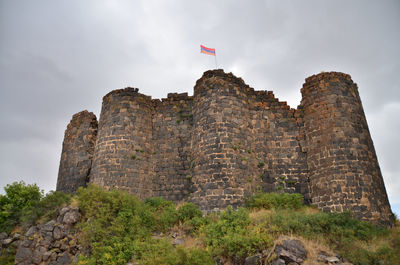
[56,111,97,193]
[89,88,154,199]
[152,93,194,201]
[190,71,253,210]
[247,90,309,200]
[300,72,393,226]
[57,69,393,225]
[189,70,309,210]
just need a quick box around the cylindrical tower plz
[57,110,98,193]
[89,88,154,199]
[190,70,253,211]
[301,72,393,226]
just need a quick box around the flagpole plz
[214,55,218,69]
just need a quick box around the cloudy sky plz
[0,0,399,215]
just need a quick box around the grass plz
[1,183,399,265]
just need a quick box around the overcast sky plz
[0,0,399,215]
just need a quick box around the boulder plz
[32,247,45,264]
[57,252,71,265]
[244,253,262,265]
[43,251,52,261]
[63,209,81,225]
[272,258,286,265]
[0,232,8,240]
[13,233,21,240]
[53,226,63,240]
[274,238,307,264]
[15,246,33,263]
[325,256,340,264]
[25,226,37,237]
[1,238,13,247]
[172,238,185,246]
[42,220,56,232]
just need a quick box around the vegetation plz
[0,181,71,233]
[0,181,71,265]
[245,192,304,210]
[0,182,399,265]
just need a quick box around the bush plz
[21,191,71,228]
[0,244,17,265]
[76,186,214,265]
[0,181,43,232]
[145,197,179,232]
[204,207,272,260]
[265,209,397,265]
[269,210,386,241]
[177,202,203,222]
[132,238,214,265]
[76,185,155,264]
[245,192,303,210]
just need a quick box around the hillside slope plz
[1,183,399,265]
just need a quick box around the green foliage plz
[0,181,43,232]
[76,186,214,265]
[76,185,154,264]
[177,202,202,222]
[0,180,70,235]
[204,207,272,259]
[144,197,179,232]
[257,161,265,168]
[132,238,214,265]
[0,245,17,265]
[245,192,304,210]
[270,210,385,241]
[21,190,71,228]
[265,209,399,264]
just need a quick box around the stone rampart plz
[56,70,393,226]
[89,88,154,199]
[56,111,97,193]
[300,72,393,226]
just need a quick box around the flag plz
[200,45,216,56]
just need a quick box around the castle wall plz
[56,111,97,193]
[89,88,154,199]
[57,69,393,226]
[151,93,194,201]
[190,70,253,210]
[301,72,393,226]
[247,91,309,199]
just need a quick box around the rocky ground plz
[1,206,354,265]
[1,206,82,265]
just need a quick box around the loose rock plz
[274,237,307,264]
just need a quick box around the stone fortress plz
[56,69,393,226]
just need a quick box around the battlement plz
[57,69,394,226]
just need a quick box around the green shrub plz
[0,245,17,265]
[145,197,179,232]
[76,185,155,264]
[266,209,395,265]
[177,202,202,222]
[21,190,71,228]
[245,192,304,210]
[132,238,214,265]
[0,181,43,232]
[204,207,272,259]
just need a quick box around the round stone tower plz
[190,70,253,211]
[89,88,154,199]
[57,110,98,193]
[300,72,393,226]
